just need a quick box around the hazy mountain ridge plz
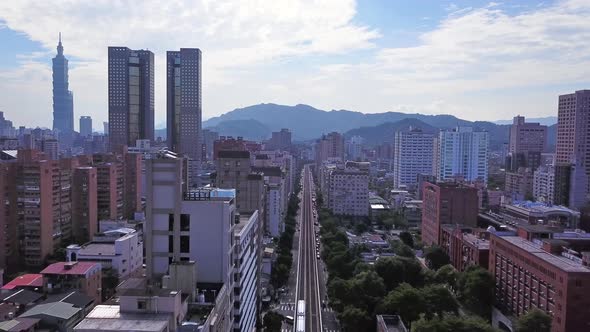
[195,103,556,150]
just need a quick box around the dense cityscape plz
[1,2,590,332]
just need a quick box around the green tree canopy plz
[424,245,451,270]
[412,315,499,332]
[399,231,414,248]
[456,266,495,319]
[434,264,458,288]
[263,312,283,332]
[515,308,552,332]
[383,283,427,328]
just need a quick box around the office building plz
[421,181,479,246]
[489,231,590,332]
[507,116,547,171]
[393,128,435,189]
[52,33,74,135]
[534,165,555,204]
[437,127,489,183]
[202,129,219,161]
[166,48,202,185]
[108,47,154,151]
[80,116,92,137]
[555,90,590,209]
[315,132,344,165]
[346,135,364,161]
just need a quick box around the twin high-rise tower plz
[107,47,202,183]
[52,33,74,135]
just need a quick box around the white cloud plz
[1,0,590,128]
[0,0,378,128]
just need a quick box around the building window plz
[180,214,190,231]
[169,235,174,253]
[181,236,190,253]
[137,300,147,310]
[168,214,174,231]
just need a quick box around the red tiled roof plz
[40,262,100,276]
[1,274,43,290]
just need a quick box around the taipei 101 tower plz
[52,33,74,135]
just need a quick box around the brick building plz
[421,181,479,246]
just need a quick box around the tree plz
[349,271,386,312]
[339,306,372,332]
[382,283,426,328]
[375,257,406,291]
[393,241,415,258]
[263,312,283,332]
[270,263,290,288]
[515,308,552,332]
[422,284,459,318]
[456,266,495,319]
[424,246,451,270]
[434,264,458,288]
[412,315,499,332]
[399,231,414,248]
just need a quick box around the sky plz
[1,0,590,131]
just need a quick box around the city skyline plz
[1,0,590,129]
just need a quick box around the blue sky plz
[0,0,589,130]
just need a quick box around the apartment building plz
[326,161,370,217]
[437,127,489,183]
[534,165,555,204]
[393,128,435,189]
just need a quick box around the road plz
[295,165,322,332]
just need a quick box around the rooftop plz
[377,314,408,332]
[20,301,81,320]
[73,305,169,332]
[495,235,590,273]
[183,188,235,201]
[217,150,249,159]
[462,233,490,250]
[508,201,580,217]
[1,289,42,305]
[77,243,116,256]
[41,261,100,275]
[1,274,43,290]
[0,318,40,332]
[234,212,258,235]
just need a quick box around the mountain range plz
[201,103,556,150]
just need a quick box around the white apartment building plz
[320,161,369,216]
[393,128,435,189]
[534,165,555,204]
[66,228,143,279]
[233,211,260,332]
[437,127,489,183]
[252,166,286,237]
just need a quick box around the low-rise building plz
[376,314,408,332]
[66,228,143,279]
[440,225,490,271]
[40,262,102,304]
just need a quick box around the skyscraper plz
[80,115,92,137]
[166,48,202,185]
[52,33,74,134]
[108,47,154,151]
[437,127,489,183]
[555,90,590,208]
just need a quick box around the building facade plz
[421,182,479,246]
[315,132,344,165]
[507,116,547,171]
[437,127,489,183]
[166,48,202,186]
[534,165,555,204]
[80,116,92,138]
[555,90,590,209]
[108,47,154,151]
[52,33,74,135]
[393,128,434,189]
